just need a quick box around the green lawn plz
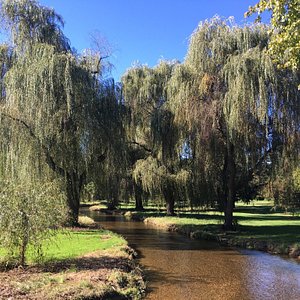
[132,200,300,246]
[0,229,126,264]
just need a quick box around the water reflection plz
[241,250,300,299]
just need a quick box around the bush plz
[0,180,68,266]
[272,167,300,212]
[82,182,96,202]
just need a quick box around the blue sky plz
[39,0,261,81]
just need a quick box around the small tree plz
[0,180,68,266]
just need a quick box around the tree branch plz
[128,140,152,153]
[1,112,66,177]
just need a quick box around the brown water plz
[84,209,300,300]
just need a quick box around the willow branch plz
[128,140,152,153]
[1,112,66,177]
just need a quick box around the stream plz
[83,209,300,300]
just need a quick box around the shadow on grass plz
[0,254,132,273]
[38,255,133,274]
[236,214,300,222]
[235,205,274,214]
[236,225,300,243]
[131,209,300,222]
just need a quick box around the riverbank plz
[0,218,145,300]
[124,203,300,259]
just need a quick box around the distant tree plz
[246,0,300,73]
[88,79,127,210]
[122,62,190,215]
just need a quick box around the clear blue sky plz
[39,0,261,81]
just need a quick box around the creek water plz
[83,209,300,300]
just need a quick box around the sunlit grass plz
[0,229,126,264]
[137,200,300,245]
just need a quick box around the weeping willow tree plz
[0,0,124,225]
[87,79,127,210]
[169,17,299,229]
[122,61,190,215]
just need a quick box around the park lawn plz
[37,229,125,262]
[0,229,125,264]
[136,201,300,250]
[233,211,300,244]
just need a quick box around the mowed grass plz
[0,229,126,264]
[138,200,300,245]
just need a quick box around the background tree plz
[246,0,300,73]
[122,61,190,215]
[88,79,127,210]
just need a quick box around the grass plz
[0,229,125,264]
[38,229,125,262]
[0,227,146,299]
[126,200,300,254]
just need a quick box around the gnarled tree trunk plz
[66,171,85,226]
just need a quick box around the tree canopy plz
[122,61,190,215]
[122,16,299,228]
[0,0,298,231]
[246,0,300,73]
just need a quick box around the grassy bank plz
[0,218,145,300]
[125,201,300,258]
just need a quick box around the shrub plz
[0,180,68,266]
[272,167,300,212]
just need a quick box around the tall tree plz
[0,0,122,225]
[122,61,190,215]
[169,17,299,229]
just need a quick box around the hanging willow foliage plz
[122,60,190,214]
[0,0,125,224]
[0,0,70,52]
[168,16,299,228]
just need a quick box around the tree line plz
[0,0,299,240]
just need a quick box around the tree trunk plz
[20,236,27,267]
[163,183,175,216]
[66,172,85,226]
[166,199,175,215]
[134,182,144,211]
[107,198,118,210]
[223,141,236,230]
[20,211,29,267]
